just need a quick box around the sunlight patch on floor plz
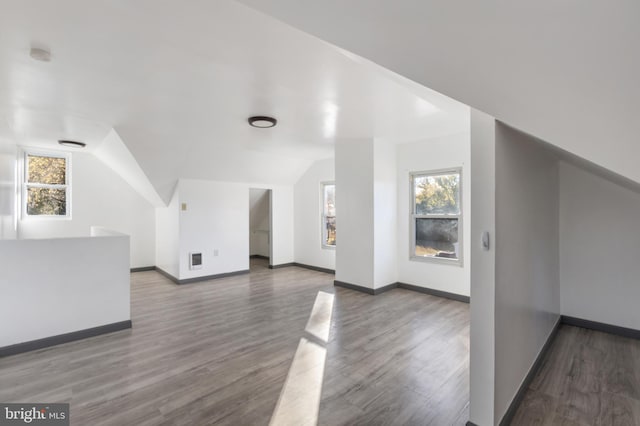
[270,291,335,426]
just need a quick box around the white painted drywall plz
[177,179,294,280]
[335,139,374,288]
[18,152,156,268]
[494,123,560,423]
[373,139,397,288]
[94,129,165,207]
[0,146,17,240]
[239,0,640,189]
[559,161,640,330]
[0,233,130,347]
[155,183,180,277]
[293,158,336,271]
[396,132,471,296]
[249,188,270,258]
[178,179,250,279]
[468,109,497,426]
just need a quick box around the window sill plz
[410,255,463,267]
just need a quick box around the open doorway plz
[249,188,272,270]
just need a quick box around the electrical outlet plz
[213,249,219,257]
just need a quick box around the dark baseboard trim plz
[156,267,250,285]
[269,263,296,269]
[397,282,470,303]
[334,280,376,295]
[466,422,479,426]
[333,280,397,295]
[333,279,470,301]
[0,320,132,358]
[292,263,335,275]
[156,266,180,284]
[250,255,269,260]
[561,315,640,340]
[130,266,156,273]
[498,316,562,426]
[179,270,250,284]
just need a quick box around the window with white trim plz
[23,152,70,217]
[410,169,461,263]
[321,182,336,248]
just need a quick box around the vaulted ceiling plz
[238,0,640,186]
[0,0,469,203]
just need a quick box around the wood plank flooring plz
[511,324,640,426]
[0,259,470,425]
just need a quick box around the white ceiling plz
[0,0,469,202]
[238,0,640,186]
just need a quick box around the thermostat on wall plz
[189,252,203,270]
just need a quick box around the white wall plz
[0,146,17,240]
[494,123,560,423]
[335,139,374,287]
[560,161,640,330]
[396,132,471,296]
[0,233,130,347]
[18,151,156,268]
[293,158,336,270]
[249,188,271,258]
[155,184,180,277]
[177,179,294,280]
[373,138,397,288]
[469,109,497,426]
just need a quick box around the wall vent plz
[189,252,203,270]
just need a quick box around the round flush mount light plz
[30,47,51,62]
[58,140,86,148]
[248,116,277,128]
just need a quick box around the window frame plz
[409,167,463,266]
[21,149,72,220]
[320,181,336,250]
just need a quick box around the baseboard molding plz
[269,263,296,269]
[130,266,156,273]
[292,263,335,275]
[333,280,397,295]
[498,316,562,426]
[155,266,180,283]
[156,267,250,285]
[250,255,269,260]
[0,320,132,358]
[334,280,376,295]
[466,422,479,426]
[397,282,470,303]
[561,315,640,340]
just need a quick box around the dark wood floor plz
[512,324,640,425]
[0,258,470,425]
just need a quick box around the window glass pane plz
[324,216,336,246]
[415,218,458,259]
[27,187,67,215]
[28,155,66,185]
[323,184,335,216]
[414,173,460,215]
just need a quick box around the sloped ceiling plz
[0,0,469,203]
[238,0,640,185]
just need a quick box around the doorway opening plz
[249,188,272,271]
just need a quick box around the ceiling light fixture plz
[30,47,51,62]
[248,116,277,128]
[58,140,86,148]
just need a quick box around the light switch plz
[181,203,187,211]
[481,231,490,251]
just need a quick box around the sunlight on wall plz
[270,291,335,426]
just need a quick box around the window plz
[23,152,70,217]
[410,169,461,264]
[321,182,336,248]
